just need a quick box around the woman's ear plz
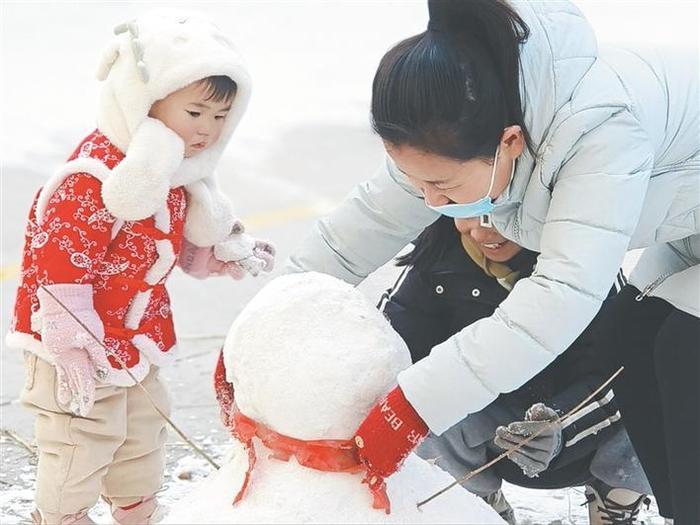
[500,125,525,159]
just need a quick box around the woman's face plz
[384,126,524,208]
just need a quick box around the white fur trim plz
[111,219,125,240]
[132,335,178,367]
[96,11,252,179]
[184,178,236,246]
[96,11,249,240]
[109,359,152,387]
[146,240,176,284]
[6,329,169,387]
[154,204,171,233]
[35,158,112,223]
[124,240,175,330]
[6,331,46,356]
[102,118,184,221]
[124,290,153,330]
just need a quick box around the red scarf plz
[230,407,391,514]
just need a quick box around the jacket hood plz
[95,10,252,224]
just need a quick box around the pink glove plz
[179,223,275,279]
[36,284,110,416]
[178,240,246,280]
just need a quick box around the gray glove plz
[494,403,563,478]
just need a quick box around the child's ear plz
[96,40,121,81]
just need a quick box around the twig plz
[178,334,226,341]
[39,285,220,470]
[416,366,624,509]
[0,428,37,459]
[174,403,217,410]
[173,349,216,363]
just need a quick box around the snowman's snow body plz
[165,272,504,524]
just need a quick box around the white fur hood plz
[94,10,252,245]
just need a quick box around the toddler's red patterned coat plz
[9,130,187,385]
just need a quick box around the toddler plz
[6,11,273,525]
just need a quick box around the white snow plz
[0,463,666,525]
[224,272,412,440]
[166,272,504,524]
[166,440,504,525]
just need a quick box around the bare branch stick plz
[416,366,624,509]
[39,285,220,470]
[1,428,37,459]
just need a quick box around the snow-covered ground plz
[1,1,696,524]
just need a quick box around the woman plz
[288,1,698,522]
[380,216,651,524]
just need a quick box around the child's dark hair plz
[397,215,538,273]
[396,216,459,271]
[371,0,532,161]
[199,75,237,103]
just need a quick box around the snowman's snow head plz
[223,272,412,441]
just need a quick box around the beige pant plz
[20,352,170,515]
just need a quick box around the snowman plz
[165,272,504,524]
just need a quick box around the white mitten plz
[214,221,275,277]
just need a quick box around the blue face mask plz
[427,146,514,220]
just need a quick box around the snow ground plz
[0,441,666,525]
[1,2,696,524]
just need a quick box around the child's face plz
[149,81,232,158]
[454,217,522,263]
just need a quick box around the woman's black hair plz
[199,75,237,103]
[372,0,532,161]
[396,216,459,270]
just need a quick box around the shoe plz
[482,489,517,525]
[108,495,164,525]
[30,509,96,525]
[584,479,651,525]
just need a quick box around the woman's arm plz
[398,110,655,434]
[286,157,438,284]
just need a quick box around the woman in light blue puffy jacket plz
[288,1,698,521]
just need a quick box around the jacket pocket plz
[20,353,66,413]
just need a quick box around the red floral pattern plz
[11,130,187,380]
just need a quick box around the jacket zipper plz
[513,213,521,244]
[635,272,673,302]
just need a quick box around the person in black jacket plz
[379,216,652,525]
